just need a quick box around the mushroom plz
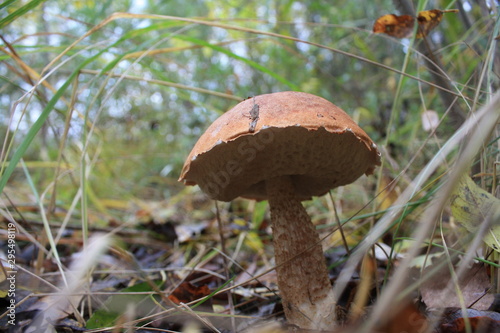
[179,91,380,329]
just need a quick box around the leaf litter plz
[2,178,500,332]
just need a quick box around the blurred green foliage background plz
[1,0,497,218]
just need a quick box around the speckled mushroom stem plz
[266,175,336,330]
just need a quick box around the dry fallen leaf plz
[373,14,415,38]
[450,175,500,252]
[373,9,458,38]
[439,308,500,333]
[168,281,211,304]
[342,300,428,333]
[420,263,494,311]
[374,301,428,333]
[416,9,445,37]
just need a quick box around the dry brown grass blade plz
[80,69,241,101]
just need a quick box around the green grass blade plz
[0,0,17,11]
[0,0,47,29]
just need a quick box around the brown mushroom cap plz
[179,91,380,201]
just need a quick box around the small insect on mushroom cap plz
[179,91,381,202]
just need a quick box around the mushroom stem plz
[266,175,336,329]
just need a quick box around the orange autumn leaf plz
[441,317,500,332]
[373,14,415,38]
[417,9,445,37]
[373,9,458,38]
[167,281,211,304]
